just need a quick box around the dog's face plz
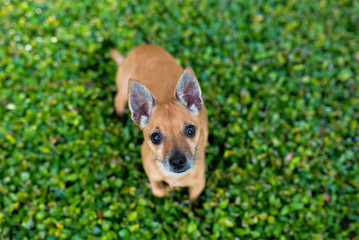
[128,67,204,175]
[142,102,201,174]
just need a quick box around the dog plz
[111,45,208,202]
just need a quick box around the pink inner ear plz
[132,102,150,124]
[182,82,202,110]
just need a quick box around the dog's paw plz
[152,182,171,197]
[152,188,168,198]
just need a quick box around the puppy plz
[111,45,208,202]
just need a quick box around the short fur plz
[111,45,208,202]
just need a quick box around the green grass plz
[1,0,359,239]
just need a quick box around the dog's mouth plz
[158,156,195,175]
[156,148,198,175]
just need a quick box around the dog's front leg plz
[189,178,205,202]
[149,178,170,198]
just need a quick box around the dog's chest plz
[165,174,192,188]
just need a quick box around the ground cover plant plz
[1,0,359,239]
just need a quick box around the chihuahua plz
[111,45,208,202]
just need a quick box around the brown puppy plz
[111,45,208,202]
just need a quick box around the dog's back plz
[112,45,183,114]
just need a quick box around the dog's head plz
[128,66,204,175]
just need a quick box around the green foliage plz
[1,0,359,239]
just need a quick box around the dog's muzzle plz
[168,150,192,173]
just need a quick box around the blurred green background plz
[1,0,359,239]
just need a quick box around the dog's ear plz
[128,79,156,127]
[175,66,203,113]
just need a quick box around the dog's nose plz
[170,157,186,169]
[169,153,188,172]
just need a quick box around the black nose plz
[169,152,187,172]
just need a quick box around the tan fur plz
[111,45,208,202]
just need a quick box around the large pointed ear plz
[175,66,203,113]
[128,79,156,127]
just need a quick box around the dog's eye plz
[185,125,196,138]
[151,132,162,145]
